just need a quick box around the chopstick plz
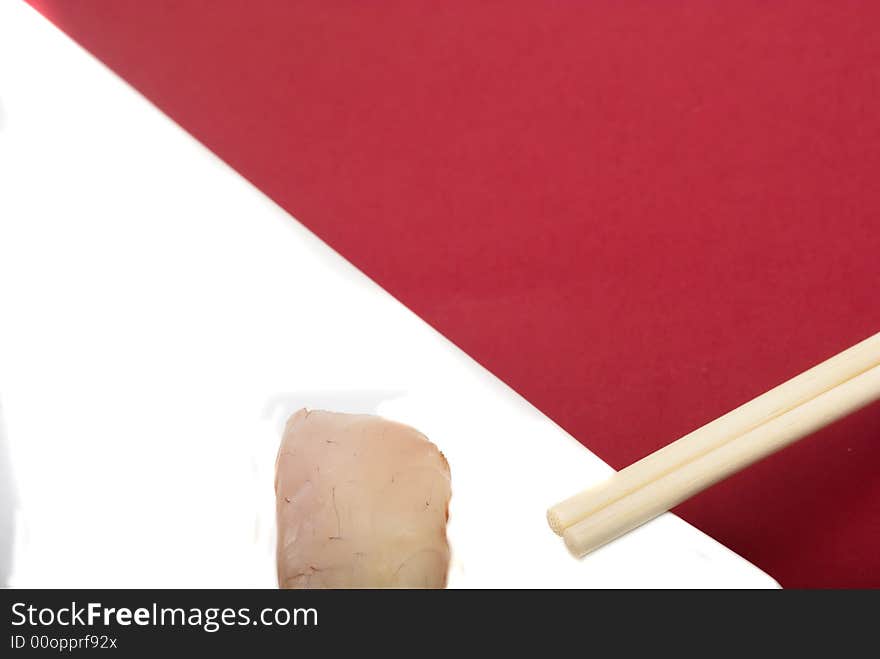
[562,362,880,558]
[547,331,880,535]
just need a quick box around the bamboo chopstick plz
[547,331,880,535]
[563,362,880,558]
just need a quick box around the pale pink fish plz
[275,409,451,588]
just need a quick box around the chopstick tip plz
[546,508,565,536]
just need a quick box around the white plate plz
[0,0,778,588]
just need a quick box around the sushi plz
[275,409,451,588]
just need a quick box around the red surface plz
[27,1,880,587]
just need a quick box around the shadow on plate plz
[0,399,16,587]
[263,390,405,436]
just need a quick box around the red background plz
[27,1,880,587]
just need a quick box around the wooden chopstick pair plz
[548,331,880,558]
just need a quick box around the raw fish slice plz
[275,409,451,588]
